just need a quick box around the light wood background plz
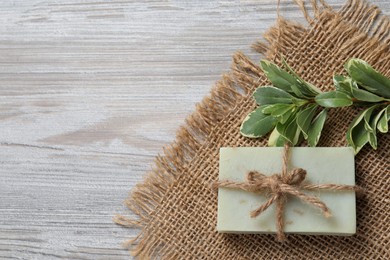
[0,1,388,259]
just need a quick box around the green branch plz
[240,58,390,154]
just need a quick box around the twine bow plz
[214,145,362,241]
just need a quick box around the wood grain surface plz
[0,1,389,259]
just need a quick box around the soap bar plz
[217,147,356,235]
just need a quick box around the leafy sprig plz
[240,58,390,154]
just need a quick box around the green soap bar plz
[217,147,356,235]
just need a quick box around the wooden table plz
[1,1,388,259]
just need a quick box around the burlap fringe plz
[115,0,390,258]
[114,52,262,258]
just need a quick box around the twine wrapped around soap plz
[214,144,363,242]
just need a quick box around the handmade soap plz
[217,147,356,235]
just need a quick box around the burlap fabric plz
[116,0,390,258]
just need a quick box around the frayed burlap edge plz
[115,0,390,258]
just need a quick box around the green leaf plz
[365,105,383,150]
[367,131,377,150]
[349,119,370,154]
[333,75,356,96]
[315,91,353,107]
[262,104,296,124]
[240,107,278,138]
[368,115,379,150]
[377,105,390,133]
[373,107,386,133]
[281,58,322,97]
[352,88,384,102]
[276,113,301,145]
[296,104,318,139]
[291,84,310,99]
[268,128,289,147]
[278,109,296,124]
[367,107,389,150]
[346,109,371,154]
[268,127,280,146]
[307,109,327,147]
[345,58,390,98]
[254,86,295,105]
[260,60,296,93]
[363,105,380,132]
[262,104,294,116]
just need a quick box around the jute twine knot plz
[214,144,363,242]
